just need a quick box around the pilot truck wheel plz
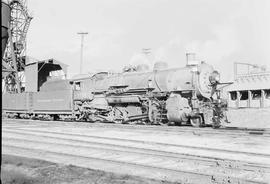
[190,116,203,127]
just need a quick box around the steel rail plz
[3,118,270,137]
[6,127,270,159]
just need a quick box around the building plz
[225,62,270,108]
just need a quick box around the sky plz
[26,0,270,81]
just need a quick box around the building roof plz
[225,72,270,91]
[26,57,68,75]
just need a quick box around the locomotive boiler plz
[2,58,228,128]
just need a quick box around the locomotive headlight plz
[209,70,220,85]
[214,75,220,82]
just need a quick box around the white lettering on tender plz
[37,99,65,103]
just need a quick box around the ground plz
[227,108,270,128]
[1,154,177,184]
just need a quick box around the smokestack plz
[186,53,198,66]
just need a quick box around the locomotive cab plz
[24,58,68,92]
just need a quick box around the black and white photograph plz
[1,0,270,183]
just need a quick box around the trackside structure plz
[225,62,270,108]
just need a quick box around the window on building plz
[265,89,270,99]
[75,82,81,91]
[240,91,248,100]
[230,91,237,100]
[251,90,261,100]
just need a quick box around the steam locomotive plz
[2,58,228,128]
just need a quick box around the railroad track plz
[2,123,270,184]
[3,118,270,137]
[4,128,270,160]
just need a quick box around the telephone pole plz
[77,32,88,74]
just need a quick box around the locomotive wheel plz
[190,117,202,127]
